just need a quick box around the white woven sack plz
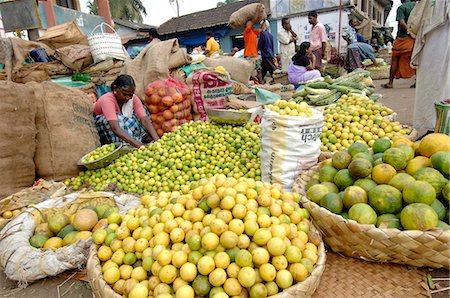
[0,192,140,285]
[88,23,128,63]
[261,108,323,191]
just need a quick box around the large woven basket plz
[87,228,327,298]
[367,66,390,80]
[88,23,128,63]
[292,162,450,269]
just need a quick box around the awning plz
[177,27,230,47]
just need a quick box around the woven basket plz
[292,162,450,269]
[88,23,128,63]
[313,252,430,297]
[87,228,327,298]
[367,66,390,80]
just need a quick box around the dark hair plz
[299,42,311,56]
[308,10,318,17]
[148,28,159,39]
[206,31,213,37]
[281,17,289,24]
[111,75,135,90]
[349,19,355,26]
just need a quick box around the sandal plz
[410,83,416,88]
[381,83,393,89]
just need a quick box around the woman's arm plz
[306,55,315,70]
[108,120,143,148]
[140,116,160,141]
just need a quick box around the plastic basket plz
[87,23,128,63]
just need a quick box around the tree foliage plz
[88,0,147,23]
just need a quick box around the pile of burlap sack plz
[0,80,100,200]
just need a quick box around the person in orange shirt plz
[243,4,263,83]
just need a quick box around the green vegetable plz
[314,92,342,106]
[293,88,307,97]
[305,81,331,89]
[335,81,366,90]
[307,89,339,104]
[305,87,332,95]
[328,85,351,94]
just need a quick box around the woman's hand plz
[141,116,160,141]
[109,120,144,148]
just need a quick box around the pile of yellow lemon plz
[92,175,320,298]
[267,100,314,117]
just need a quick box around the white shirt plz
[278,30,297,71]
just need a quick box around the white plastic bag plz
[0,192,140,284]
[261,108,323,191]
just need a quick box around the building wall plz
[38,3,105,35]
[0,11,4,38]
[278,8,351,54]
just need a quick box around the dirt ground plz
[0,77,447,297]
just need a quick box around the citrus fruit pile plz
[82,144,117,164]
[267,100,313,117]
[321,94,411,152]
[67,122,261,194]
[94,175,320,298]
[29,203,116,250]
[306,133,450,231]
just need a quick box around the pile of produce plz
[29,202,117,250]
[306,133,450,230]
[293,69,380,106]
[81,143,117,164]
[266,100,313,117]
[1,207,28,222]
[67,122,261,194]
[144,79,193,137]
[92,175,321,298]
[321,94,411,152]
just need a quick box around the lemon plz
[104,267,120,284]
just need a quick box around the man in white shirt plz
[278,17,298,72]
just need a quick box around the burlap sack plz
[32,82,100,181]
[56,44,93,71]
[43,61,72,76]
[121,38,192,99]
[12,64,50,83]
[0,82,36,199]
[0,38,54,81]
[37,21,88,50]
[229,3,267,29]
[203,56,253,84]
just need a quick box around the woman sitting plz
[287,42,322,84]
[94,75,159,148]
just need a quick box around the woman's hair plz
[299,42,311,56]
[111,75,135,90]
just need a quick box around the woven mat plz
[313,252,431,298]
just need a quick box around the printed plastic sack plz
[144,78,193,136]
[0,192,140,284]
[261,108,323,191]
[187,70,233,121]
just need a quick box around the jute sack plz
[37,21,88,50]
[32,82,100,181]
[203,56,253,84]
[12,64,50,83]
[229,3,267,29]
[0,82,36,199]
[121,38,192,99]
[0,192,141,284]
[56,44,93,71]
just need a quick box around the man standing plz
[204,31,220,57]
[258,20,277,83]
[308,10,328,70]
[382,0,416,89]
[277,17,297,72]
[243,4,263,82]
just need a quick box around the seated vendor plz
[287,42,322,85]
[94,75,159,148]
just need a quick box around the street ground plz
[0,78,447,297]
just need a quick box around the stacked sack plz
[144,78,193,137]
